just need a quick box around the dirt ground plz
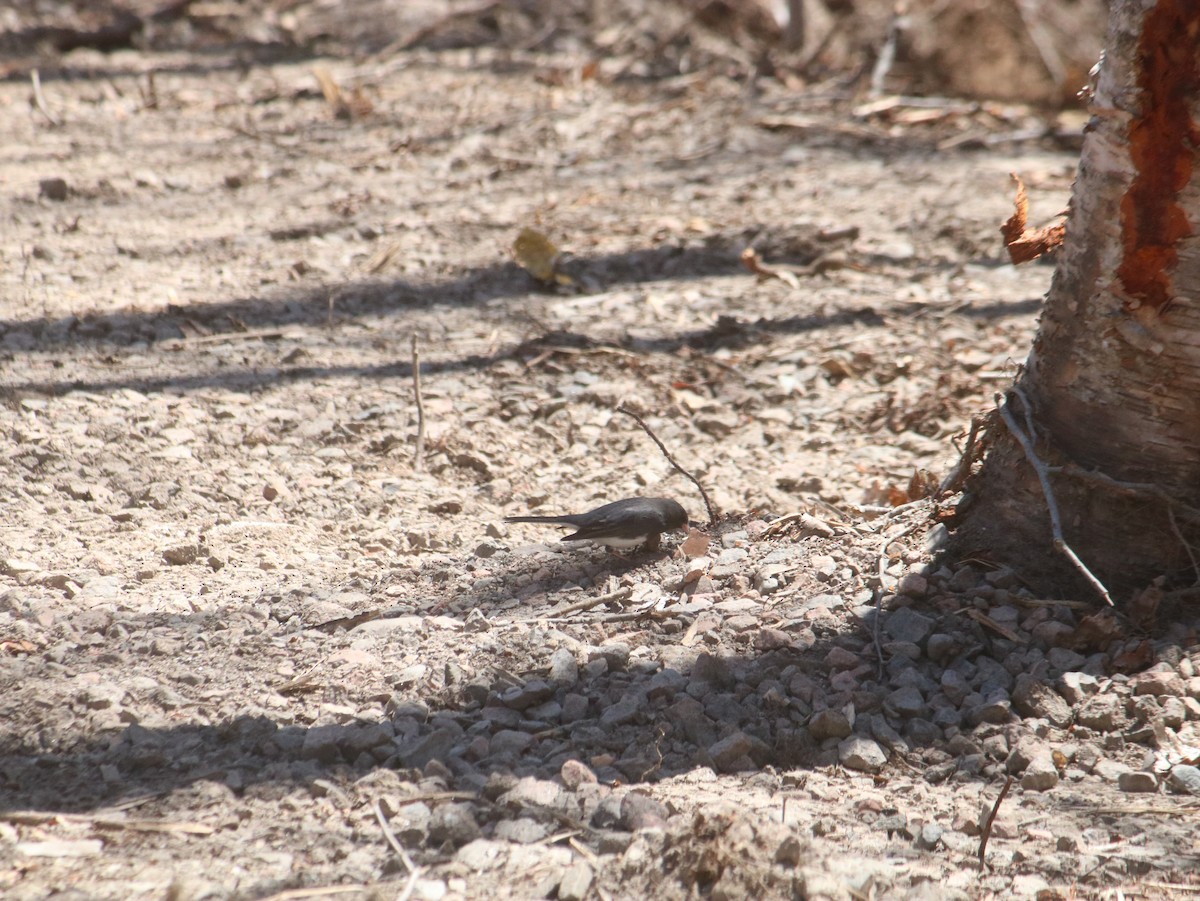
[2,3,1200,900]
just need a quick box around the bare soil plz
[2,3,1199,901]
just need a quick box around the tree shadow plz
[3,239,1041,400]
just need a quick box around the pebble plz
[429,803,482,848]
[1167,764,1200,795]
[1058,672,1099,704]
[691,652,735,688]
[839,736,887,772]
[883,608,934,644]
[1131,668,1186,697]
[560,759,597,790]
[1117,771,1158,793]
[808,708,852,741]
[557,861,594,901]
[915,823,943,850]
[708,732,754,771]
[1076,694,1123,731]
[1020,754,1059,791]
[620,792,670,830]
[1012,674,1073,727]
[884,685,928,719]
[925,633,959,664]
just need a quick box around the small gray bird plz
[504,496,688,552]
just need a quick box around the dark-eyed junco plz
[504,496,688,552]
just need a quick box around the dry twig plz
[31,69,61,126]
[374,799,422,901]
[938,414,984,495]
[616,406,715,525]
[868,5,904,98]
[412,334,426,472]
[978,775,1013,868]
[519,587,631,622]
[259,886,371,901]
[996,391,1114,605]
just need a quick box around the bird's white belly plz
[567,535,647,549]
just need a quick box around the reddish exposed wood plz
[1117,0,1200,315]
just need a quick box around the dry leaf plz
[740,247,800,287]
[512,227,573,285]
[1001,173,1065,264]
[680,528,711,559]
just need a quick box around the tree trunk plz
[952,0,1200,602]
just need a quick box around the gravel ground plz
[2,3,1200,900]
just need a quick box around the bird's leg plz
[641,532,662,553]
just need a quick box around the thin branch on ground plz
[997,392,1114,606]
[412,334,426,472]
[259,886,371,901]
[938,414,984,496]
[616,405,715,525]
[517,587,631,622]
[868,6,903,98]
[31,69,61,126]
[373,798,422,901]
[978,775,1014,869]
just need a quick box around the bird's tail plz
[504,515,574,525]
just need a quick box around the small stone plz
[39,177,69,201]
[1118,771,1159,793]
[560,759,597,790]
[490,730,534,757]
[620,792,669,830]
[1167,764,1200,795]
[560,693,589,723]
[596,642,631,671]
[1047,647,1087,672]
[967,695,1012,726]
[824,646,860,670]
[883,608,934,644]
[162,544,199,566]
[897,572,928,599]
[493,818,551,844]
[884,685,928,719]
[429,803,482,848]
[549,647,576,681]
[499,680,554,711]
[915,823,943,850]
[925,633,959,664]
[1058,672,1100,704]
[1076,694,1124,732]
[1021,754,1059,791]
[1012,674,1073,727]
[1131,669,1186,698]
[708,732,754,771]
[600,696,642,729]
[692,652,735,688]
[812,555,838,581]
[498,777,566,812]
[557,861,594,901]
[754,627,792,651]
[808,708,853,741]
[838,736,887,772]
[395,729,457,770]
[454,838,506,871]
[1093,759,1132,783]
[392,802,432,844]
